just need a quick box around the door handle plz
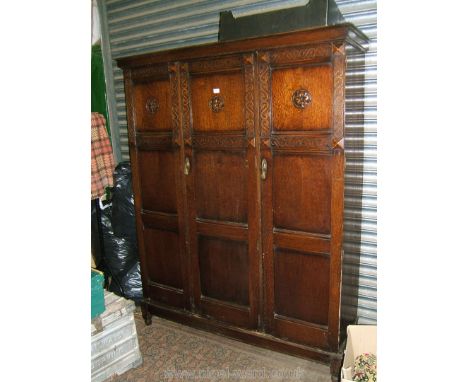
[184,157,191,175]
[260,158,267,180]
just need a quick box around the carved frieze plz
[268,135,331,151]
[189,56,242,74]
[169,63,181,145]
[179,64,191,137]
[258,56,271,137]
[269,44,331,65]
[332,52,345,143]
[243,54,255,136]
[136,133,173,151]
[192,135,246,150]
[131,64,168,82]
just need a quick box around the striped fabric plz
[91,112,115,199]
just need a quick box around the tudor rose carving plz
[145,97,159,114]
[209,95,225,113]
[292,89,312,109]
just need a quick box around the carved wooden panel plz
[144,228,183,290]
[198,236,249,306]
[138,150,177,214]
[272,65,333,131]
[194,151,248,223]
[273,154,331,234]
[274,249,330,326]
[190,71,245,132]
[133,78,172,131]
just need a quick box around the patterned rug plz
[111,310,330,382]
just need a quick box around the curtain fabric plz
[91,113,114,199]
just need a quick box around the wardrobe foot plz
[330,354,343,382]
[141,302,152,326]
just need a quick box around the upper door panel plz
[191,71,245,132]
[132,65,173,132]
[272,64,333,131]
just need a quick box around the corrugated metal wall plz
[99,0,377,324]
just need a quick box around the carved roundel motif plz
[145,97,159,114]
[292,89,312,109]
[209,95,225,113]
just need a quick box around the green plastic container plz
[91,269,105,319]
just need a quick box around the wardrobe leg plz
[141,301,152,326]
[330,354,343,382]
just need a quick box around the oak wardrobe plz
[117,24,367,380]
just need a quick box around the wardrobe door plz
[180,54,261,329]
[123,63,190,311]
[258,44,345,351]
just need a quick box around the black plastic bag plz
[92,162,142,302]
[91,200,102,266]
[119,262,143,302]
[98,203,138,276]
[111,162,137,240]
